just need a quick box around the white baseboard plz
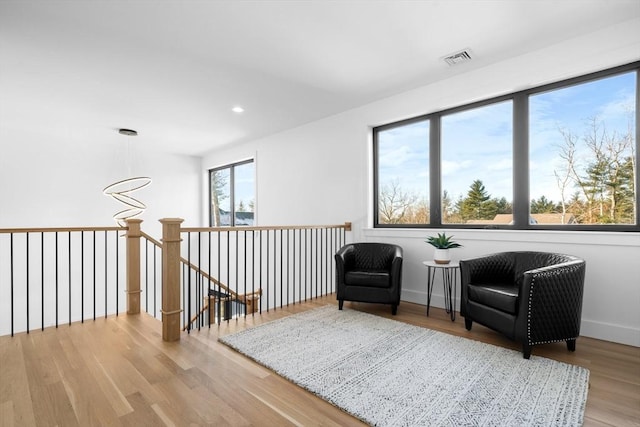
[401,289,454,313]
[400,290,640,347]
[580,319,640,347]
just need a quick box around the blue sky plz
[378,71,636,206]
[529,72,636,201]
[234,161,255,211]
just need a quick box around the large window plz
[530,72,636,225]
[373,61,639,230]
[210,160,255,226]
[376,119,429,225]
[441,101,513,225]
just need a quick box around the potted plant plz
[425,233,461,264]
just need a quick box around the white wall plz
[201,18,640,346]
[0,126,201,238]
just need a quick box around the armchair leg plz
[464,318,472,331]
[567,339,576,352]
[523,343,532,359]
[391,305,397,315]
[338,300,344,310]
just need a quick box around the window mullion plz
[635,70,640,227]
[513,93,529,228]
[430,116,441,226]
[230,166,235,227]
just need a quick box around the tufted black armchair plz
[335,243,403,315]
[460,251,586,359]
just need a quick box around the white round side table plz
[422,260,460,321]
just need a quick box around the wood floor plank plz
[0,400,14,427]
[1,295,638,426]
[119,391,164,427]
[20,331,81,427]
[0,335,36,427]
[49,330,123,426]
[150,402,176,427]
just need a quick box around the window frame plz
[373,115,432,226]
[373,61,640,231]
[208,159,255,227]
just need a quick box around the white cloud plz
[441,159,472,176]
[487,158,512,171]
[379,145,412,168]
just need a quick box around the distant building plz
[466,213,577,225]
[531,213,577,224]
[235,211,255,226]
[215,209,255,226]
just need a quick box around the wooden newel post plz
[125,218,143,315]
[160,218,184,342]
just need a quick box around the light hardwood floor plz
[1,296,638,426]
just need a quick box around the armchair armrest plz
[390,246,403,291]
[335,244,355,290]
[516,259,586,345]
[335,244,355,268]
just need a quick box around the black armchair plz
[335,243,403,315]
[460,251,586,359]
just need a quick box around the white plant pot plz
[434,248,451,264]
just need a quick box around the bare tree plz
[554,128,578,224]
[555,115,636,224]
[378,179,418,224]
[406,198,430,224]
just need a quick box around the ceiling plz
[1,0,638,156]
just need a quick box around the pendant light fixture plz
[103,128,152,227]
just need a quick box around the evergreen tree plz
[614,156,635,223]
[211,171,229,226]
[530,196,556,214]
[458,180,495,221]
[492,197,512,214]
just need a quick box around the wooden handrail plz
[0,226,125,234]
[178,222,350,299]
[140,231,162,248]
[181,222,351,233]
[180,257,229,292]
[141,230,258,301]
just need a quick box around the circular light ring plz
[111,192,147,210]
[112,208,145,227]
[113,208,145,221]
[104,176,151,227]
[103,176,151,195]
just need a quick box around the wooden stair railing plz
[0,225,126,336]
[140,230,261,331]
[151,218,351,342]
[183,289,262,331]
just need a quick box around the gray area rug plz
[219,305,589,426]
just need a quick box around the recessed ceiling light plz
[232,106,245,113]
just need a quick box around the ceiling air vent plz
[443,49,472,66]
